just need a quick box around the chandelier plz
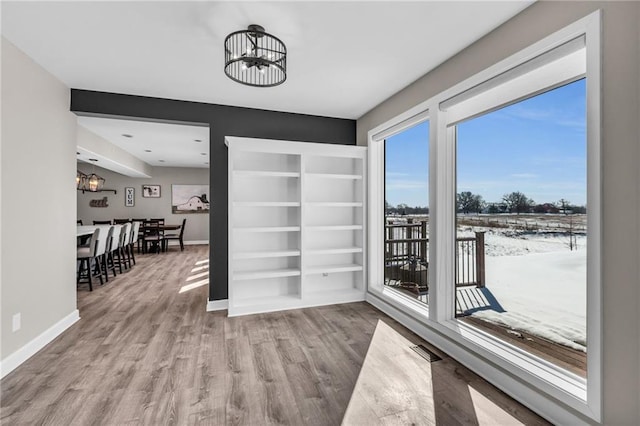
[224,24,287,87]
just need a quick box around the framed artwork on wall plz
[142,184,161,198]
[171,184,210,214]
[125,187,135,207]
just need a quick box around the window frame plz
[366,10,601,423]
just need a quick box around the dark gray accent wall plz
[71,89,356,300]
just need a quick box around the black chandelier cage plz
[224,24,287,87]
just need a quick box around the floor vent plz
[410,344,442,363]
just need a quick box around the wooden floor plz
[1,246,548,425]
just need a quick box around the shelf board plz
[307,247,363,255]
[234,226,301,233]
[234,249,301,260]
[234,201,301,207]
[305,202,363,207]
[306,225,363,231]
[306,264,363,275]
[234,170,300,178]
[233,268,301,281]
[306,173,362,180]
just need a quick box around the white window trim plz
[367,10,601,423]
[367,103,431,302]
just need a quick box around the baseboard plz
[206,299,228,311]
[0,309,80,379]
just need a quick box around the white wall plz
[357,2,640,424]
[1,38,78,365]
[77,163,209,243]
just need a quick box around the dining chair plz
[150,218,165,225]
[142,220,161,253]
[77,220,83,225]
[113,218,130,224]
[93,220,112,225]
[163,218,186,251]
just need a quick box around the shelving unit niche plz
[231,276,302,315]
[304,272,364,305]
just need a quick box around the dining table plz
[77,224,122,237]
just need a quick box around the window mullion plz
[432,109,456,322]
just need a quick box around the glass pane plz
[455,79,587,376]
[384,121,430,306]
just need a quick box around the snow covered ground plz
[459,227,587,352]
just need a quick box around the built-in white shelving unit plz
[227,136,366,316]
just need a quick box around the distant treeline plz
[386,191,586,215]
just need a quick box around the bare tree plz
[457,191,485,214]
[502,191,534,214]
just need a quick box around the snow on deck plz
[460,228,587,352]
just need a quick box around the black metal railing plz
[384,221,485,297]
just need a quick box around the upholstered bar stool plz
[105,225,120,278]
[119,223,133,270]
[77,228,102,291]
[129,221,141,265]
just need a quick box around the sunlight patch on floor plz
[186,271,209,281]
[195,259,209,266]
[191,265,209,273]
[179,278,209,293]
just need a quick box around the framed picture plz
[171,184,210,214]
[124,187,135,207]
[142,184,161,198]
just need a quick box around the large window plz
[454,79,587,376]
[368,12,601,422]
[384,121,430,306]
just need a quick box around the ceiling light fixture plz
[224,24,287,87]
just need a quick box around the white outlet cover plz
[12,313,21,332]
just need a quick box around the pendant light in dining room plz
[85,158,105,192]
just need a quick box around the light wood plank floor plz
[1,246,548,425]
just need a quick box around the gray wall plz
[1,37,78,360]
[77,163,209,243]
[357,2,640,424]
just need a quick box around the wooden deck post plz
[475,231,486,288]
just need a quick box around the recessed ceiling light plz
[205,162,209,165]
[76,152,80,155]
[88,158,99,162]
[194,139,202,142]
[144,149,152,153]
[158,160,165,163]
[122,134,133,138]
[200,153,207,155]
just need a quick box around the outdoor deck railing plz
[384,221,485,292]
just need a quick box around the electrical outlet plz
[12,313,21,332]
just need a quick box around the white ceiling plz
[78,117,210,169]
[1,1,533,120]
